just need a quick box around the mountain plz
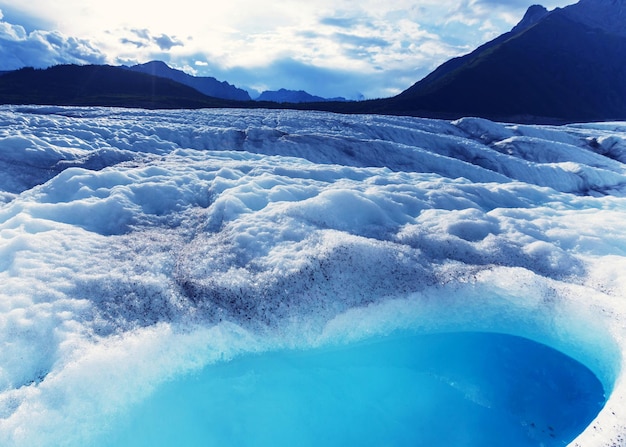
[562,0,626,37]
[127,61,251,101]
[0,64,241,108]
[374,0,626,123]
[257,88,347,103]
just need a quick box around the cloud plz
[174,56,420,100]
[0,16,105,70]
[119,29,183,51]
[319,16,374,29]
[131,28,151,41]
[119,38,147,48]
[0,5,54,33]
[153,34,183,51]
[137,4,471,99]
[331,33,391,50]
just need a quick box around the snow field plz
[0,106,626,445]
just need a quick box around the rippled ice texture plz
[1,106,626,446]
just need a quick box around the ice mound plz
[0,106,625,446]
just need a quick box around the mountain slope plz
[127,61,251,101]
[377,0,626,122]
[562,0,626,37]
[0,64,240,108]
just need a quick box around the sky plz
[0,0,575,99]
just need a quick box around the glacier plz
[0,105,625,446]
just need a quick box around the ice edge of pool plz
[311,272,623,447]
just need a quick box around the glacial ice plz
[0,106,625,446]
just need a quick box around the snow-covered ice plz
[1,106,626,446]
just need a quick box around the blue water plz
[99,332,605,447]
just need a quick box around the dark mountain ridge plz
[126,61,252,101]
[256,88,347,103]
[0,64,241,108]
[376,0,626,122]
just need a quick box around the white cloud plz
[0,14,105,70]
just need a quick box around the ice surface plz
[0,106,625,446]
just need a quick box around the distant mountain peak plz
[127,61,251,101]
[256,88,347,104]
[137,60,169,69]
[512,0,626,37]
[512,4,549,33]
